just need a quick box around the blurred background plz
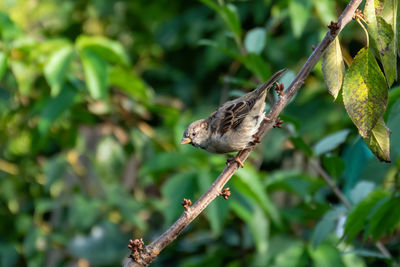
[1,0,400,266]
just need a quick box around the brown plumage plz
[181,69,286,154]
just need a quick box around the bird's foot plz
[226,155,244,168]
[273,117,284,128]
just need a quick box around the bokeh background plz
[1,0,400,266]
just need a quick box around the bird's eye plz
[192,132,196,137]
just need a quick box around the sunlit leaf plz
[364,117,391,162]
[109,66,153,103]
[308,243,345,267]
[44,45,75,97]
[80,48,108,99]
[321,37,345,100]
[76,35,130,66]
[365,0,397,86]
[342,48,388,138]
[349,181,375,205]
[289,0,312,37]
[244,27,266,54]
[344,189,389,242]
[0,52,7,81]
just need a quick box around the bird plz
[180,69,286,167]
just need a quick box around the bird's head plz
[180,119,209,148]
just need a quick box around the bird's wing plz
[216,96,258,136]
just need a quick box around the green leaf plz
[241,53,271,81]
[312,207,347,248]
[161,171,197,225]
[199,1,241,40]
[244,27,266,54]
[388,98,400,157]
[289,136,313,157]
[321,37,345,100]
[363,117,391,162]
[366,196,400,240]
[80,48,108,100]
[308,243,346,267]
[349,181,375,205]
[314,129,350,156]
[365,0,397,86]
[38,85,77,135]
[0,51,7,81]
[289,0,312,37]
[233,168,281,226]
[342,47,388,138]
[197,170,229,236]
[76,35,130,66]
[44,45,75,97]
[108,66,153,103]
[220,4,242,40]
[322,155,345,178]
[344,189,389,242]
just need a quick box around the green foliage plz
[1,0,400,266]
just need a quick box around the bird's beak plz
[180,137,192,145]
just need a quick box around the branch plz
[125,0,363,266]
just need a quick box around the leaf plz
[313,129,350,156]
[233,168,281,226]
[289,0,312,37]
[344,189,389,242]
[199,1,241,39]
[161,170,197,225]
[244,27,266,54]
[342,47,388,138]
[321,37,345,100]
[241,53,271,81]
[388,98,400,157]
[308,243,346,267]
[322,155,345,178]
[76,35,130,66]
[108,66,153,103]
[312,207,347,248]
[349,181,375,205]
[0,51,7,81]
[365,0,397,86]
[80,48,108,100]
[44,45,75,97]
[366,196,400,240]
[363,117,391,162]
[197,170,229,236]
[289,136,313,157]
[38,85,77,135]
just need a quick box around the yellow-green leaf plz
[321,37,345,100]
[364,117,391,162]
[342,47,388,138]
[365,0,397,86]
[44,45,74,97]
[80,48,108,100]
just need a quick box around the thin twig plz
[310,159,397,265]
[125,0,364,266]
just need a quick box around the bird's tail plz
[255,69,287,95]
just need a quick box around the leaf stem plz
[356,17,369,47]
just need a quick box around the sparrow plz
[180,69,286,167]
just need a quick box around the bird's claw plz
[226,155,244,168]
